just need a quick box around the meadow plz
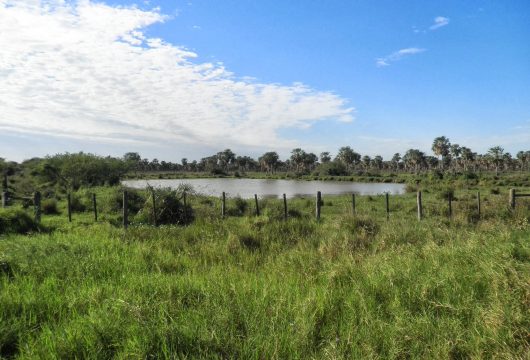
[1,186,529,358]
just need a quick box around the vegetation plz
[0,187,529,358]
[0,139,529,357]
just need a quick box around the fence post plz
[67,193,72,222]
[1,192,6,208]
[151,189,158,227]
[93,193,98,222]
[316,191,321,221]
[385,192,390,220]
[254,194,260,216]
[448,193,452,219]
[221,192,226,218]
[417,191,422,221]
[34,191,41,224]
[123,190,129,229]
[477,191,481,219]
[283,193,288,220]
[509,188,516,209]
[351,193,356,215]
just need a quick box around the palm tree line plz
[124,136,530,175]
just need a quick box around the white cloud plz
[0,0,354,152]
[376,47,426,67]
[429,16,450,30]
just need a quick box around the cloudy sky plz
[1,0,529,162]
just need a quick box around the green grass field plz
[1,189,529,358]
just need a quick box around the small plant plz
[41,198,59,215]
[0,208,38,234]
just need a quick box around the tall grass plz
[0,190,529,358]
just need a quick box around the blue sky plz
[1,0,529,162]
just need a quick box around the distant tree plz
[258,152,279,174]
[403,149,426,173]
[181,158,188,171]
[460,147,475,172]
[335,146,360,172]
[319,152,331,163]
[432,136,451,170]
[362,155,371,170]
[488,146,504,175]
[373,155,383,170]
[391,153,401,171]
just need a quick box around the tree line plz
[1,136,529,195]
[123,136,530,176]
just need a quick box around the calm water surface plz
[123,178,406,199]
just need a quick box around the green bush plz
[136,187,193,225]
[0,208,38,234]
[41,199,59,215]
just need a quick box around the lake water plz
[122,178,406,199]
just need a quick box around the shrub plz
[437,187,455,201]
[41,198,59,215]
[136,187,193,225]
[227,196,248,217]
[69,195,86,213]
[0,208,38,234]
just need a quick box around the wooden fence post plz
[221,192,226,218]
[417,191,422,221]
[67,193,72,223]
[93,193,98,222]
[509,188,516,209]
[448,193,452,219]
[34,191,41,224]
[477,191,481,219]
[123,190,129,229]
[351,193,356,215]
[385,192,390,220]
[151,189,158,227]
[283,193,288,220]
[316,191,321,221]
[254,194,260,216]
[1,192,6,208]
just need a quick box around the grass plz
[1,189,529,358]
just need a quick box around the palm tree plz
[258,152,279,174]
[319,152,331,163]
[391,153,401,171]
[335,146,360,172]
[432,136,451,170]
[487,146,504,175]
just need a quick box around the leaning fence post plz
[123,190,129,229]
[34,191,41,224]
[417,191,422,221]
[151,189,158,227]
[67,193,72,222]
[351,193,356,215]
[477,191,481,219]
[509,188,516,209]
[1,191,6,208]
[221,192,226,218]
[93,193,98,222]
[254,194,260,216]
[316,191,321,221]
[283,193,288,220]
[385,192,390,220]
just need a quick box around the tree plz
[403,149,426,173]
[460,147,475,171]
[319,152,331,163]
[290,148,307,173]
[391,153,401,171]
[335,146,360,172]
[487,146,504,175]
[258,152,279,174]
[432,136,451,170]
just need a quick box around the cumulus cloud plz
[429,16,450,30]
[0,0,354,150]
[376,47,426,67]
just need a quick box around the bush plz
[136,187,193,225]
[437,187,455,201]
[41,199,59,215]
[69,195,86,213]
[227,196,248,216]
[0,208,38,234]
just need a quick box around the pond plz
[122,178,406,199]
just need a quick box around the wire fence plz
[2,187,529,229]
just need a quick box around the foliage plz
[136,187,194,225]
[41,198,59,215]
[0,208,38,234]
